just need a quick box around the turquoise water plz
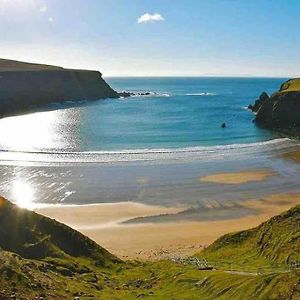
[80,77,283,151]
[0,77,285,157]
[98,77,282,150]
[0,77,300,207]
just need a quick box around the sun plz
[12,180,35,210]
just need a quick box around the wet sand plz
[10,143,300,260]
[35,202,183,229]
[36,192,300,261]
[282,149,300,163]
[200,169,277,184]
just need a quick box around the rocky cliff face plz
[249,79,300,136]
[0,59,118,117]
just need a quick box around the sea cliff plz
[249,78,300,136]
[0,59,118,117]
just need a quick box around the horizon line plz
[103,74,291,79]
[0,56,296,79]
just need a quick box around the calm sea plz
[0,77,286,156]
[1,77,299,207]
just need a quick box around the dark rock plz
[56,266,73,277]
[248,92,270,113]
[118,91,153,98]
[255,92,300,129]
[118,91,133,98]
[249,82,300,136]
[0,58,118,118]
[221,123,226,128]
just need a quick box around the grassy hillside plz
[201,204,300,271]
[0,197,119,265]
[278,78,300,93]
[1,253,300,300]
[0,58,62,71]
[1,197,300,299]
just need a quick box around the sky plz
[0,0,300,77]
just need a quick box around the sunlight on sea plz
[0,107,81,152]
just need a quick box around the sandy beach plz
[200,169,277,184]
[14,143,300,260]
[35,189,300,260]
[282,149,300,163]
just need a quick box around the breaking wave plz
[0,138,296,166]
[185,92,216,96]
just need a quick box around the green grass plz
[200,205,300,273]
[278,78,300,93]
[0,198,119,265]
[1,198,300,299]
[2,254,300,300]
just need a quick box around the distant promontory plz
[249,78,300,136]
[0,58,118,117]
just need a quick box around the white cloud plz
[48,17,54,23]
[138,13,164,24]
[39,5,48,13]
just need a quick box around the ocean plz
[0,77,285,154]
[0,77,299,208]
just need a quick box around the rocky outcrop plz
[249,79,300,136]
[248,92,269,112]
[118,91,152,98]
[0,59,118,117]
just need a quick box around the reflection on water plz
[0,76,283,153]
[0,147,299,210]
[0,107,81,152]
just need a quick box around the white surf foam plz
[185,92,216,96]
[0,138,296,165]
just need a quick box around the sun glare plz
[0,110,61,152]
[12,180,35,210]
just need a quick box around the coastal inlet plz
[0,77,299,258]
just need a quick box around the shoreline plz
[9,142,300,260]
[35,190,300,260]
[0,137,295,166]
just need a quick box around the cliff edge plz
[249,78,300,136]
[0,58,118,117]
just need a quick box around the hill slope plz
[201,204,300,270]
[0,197,119,265]
[1,197,300,299]
[0,58,63,71]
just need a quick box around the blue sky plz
[0,0,299,77]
